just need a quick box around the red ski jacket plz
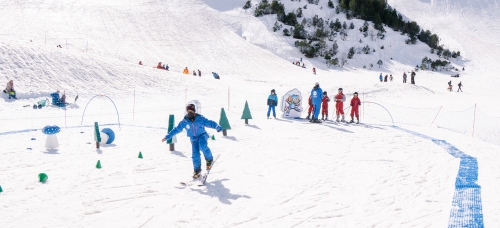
[350,97,361,107]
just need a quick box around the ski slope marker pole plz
[430,106,442,127]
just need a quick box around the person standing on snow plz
[334,88,346,122]
[4,80,16,99]
[379,73,383,82]
[350,92,361,124]
[306,95,314,120]
[312,67,316,75]
[384,74,388,82]
[193,70,197,76]
[389,74,393,82]
[183,67,189,74]
[411,71,416,84]
[162,104,223,178]
[310,82,323,123]
[321,91,330,120]
[457,82,463,92]
[198,69,201,77]
[267,89,278,119]
[403,72,407,83]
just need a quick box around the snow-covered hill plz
[0,0,499,227]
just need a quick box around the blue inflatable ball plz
[100,128,115,144]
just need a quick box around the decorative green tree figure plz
[167,114,177,151]
[241,101,253,124]
[219,108,231,136]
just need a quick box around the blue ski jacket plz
[267,94,278,106]
[165,114,222,141]
[311,87,323,105]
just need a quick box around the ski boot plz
[193,168,202,179]
[206,159,213,170]
[356,118,359,124]
[336,115,340,122]
[341,115,346,123]
[350,119,354,123]
[306,114,311,120]
[325,115,328,121]
[321,114,324,120]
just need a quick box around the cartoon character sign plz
[281,88,303,118]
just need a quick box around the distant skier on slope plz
[411,71,416,84]
[403,72,407,83]
[162,104,223,178]
[457,82,463,92]
[334,88,346,122]
[312,67,316,75]
[310,82,323,123]
[379,73,383,82]
[267,89,278,119]
[321,91,330,121]
[350,92,361,124]
[183,67,189,74]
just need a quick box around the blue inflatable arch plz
[80,95,121,129]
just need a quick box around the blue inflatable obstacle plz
[100,128,115,144]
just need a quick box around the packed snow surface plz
[0,0,499,227]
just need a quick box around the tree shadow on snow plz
[223,136,238,141]
[275,118,293,123]
[170,150,186,158]
[245,124,261,130]
[191,179,251,205]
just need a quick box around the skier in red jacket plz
[350,92,361,124]
[321,91,330,120]
[334,88,346,122]
[306,95,314,120]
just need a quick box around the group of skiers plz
[306,83,361,123]
[3,80,17,99]
[381,71,417,84]
[266,83,362,124]
[448,80,463,92]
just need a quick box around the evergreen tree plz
[349,0,357,13]
[297,7,303,18]
[328,0,334,8]
[243,0,251,9]
[293,23,307,39]
[377,60,383,68]
[349,22,355,29]
[342,21,347,29]
[283,28,291,36]
[347,47,355,59]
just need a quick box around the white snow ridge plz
[0,0,499,227]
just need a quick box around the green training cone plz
[96,160,102,169]
[211,135,215,140]
[0,185,3,193]
[38,173,48,182]
[138,152,143,159]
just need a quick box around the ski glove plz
[216,126,223,132]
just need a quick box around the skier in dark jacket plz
[267,89,278,119]
[162,104,223,178]
[403,72,407,83]
[384,75,388,82]
[457,82,463,92]
[310,82,323,123]
[411,71,416,84]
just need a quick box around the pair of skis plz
[180,154,220,187]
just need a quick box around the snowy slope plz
[0,0,499,227]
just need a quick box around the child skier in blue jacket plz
[267,89,278,119]
[162,104,223,178]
